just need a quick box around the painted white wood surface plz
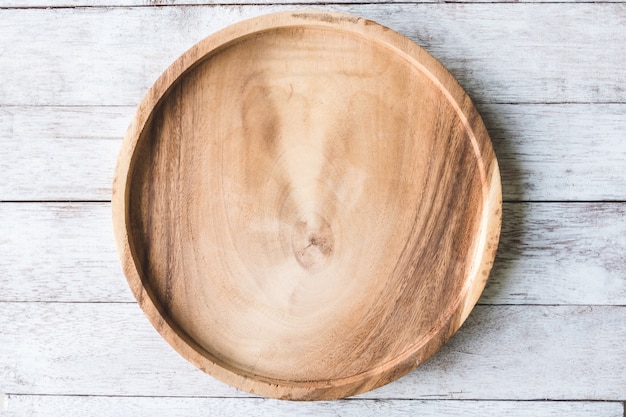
[1,302,625,400]
[0,5,625,107]
[2,104,626,201]
[0,106,124,202]
[0,396,623,417]
[2,202,626,305]
[0,1,625,416]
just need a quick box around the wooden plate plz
[112,11,501,401]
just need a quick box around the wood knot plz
[291,216,334,272]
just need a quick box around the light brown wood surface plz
[112,11,501,400]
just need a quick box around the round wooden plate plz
[112,11,501,401]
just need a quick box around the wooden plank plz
[0,5,625,106]
[0,396,622,417]
[375,305,626,401]
[2,202,626,305]
[0,203,132,302]
[1,302,624,399]
[3,103,626,202]
[4,0,626,7]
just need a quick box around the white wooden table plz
[1,1,625,416]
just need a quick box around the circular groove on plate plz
[112,11,502,400]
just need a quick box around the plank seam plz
[3,393,625,402]
[2,2,626,9]
[0,301,136,304]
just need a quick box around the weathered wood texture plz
[0,106,124,201]
[0,5,625,107]
[0,203,128,302]
[5,0,626,7]
[3,104,626,202]
[0,396,622,417]
[0,302,624,400]
[2,203,625,305]
[111,11,501,400]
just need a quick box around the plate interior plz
[127,26,485,382]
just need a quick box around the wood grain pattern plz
[1,302,625,400]
[3,202,626,305]
[1,5,625,106]
[6,0,625,7]
[112,11,501,400]
[1,396,622,417]
[3,104,626,202]
[485,202,626,305]
[2,0,626,414]
[0,106,124,201]
[0,203,129,302]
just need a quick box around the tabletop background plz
[1,0,625,416]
